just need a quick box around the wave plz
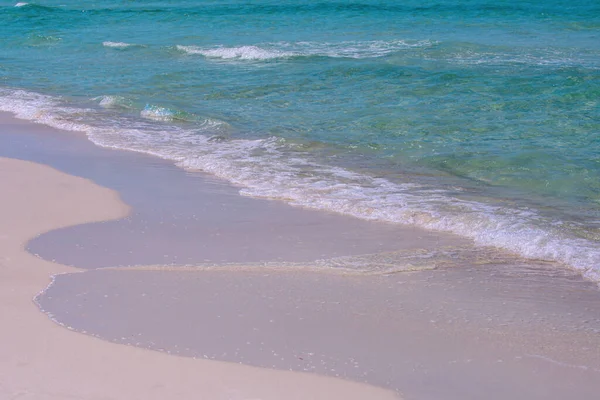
[24,34,61,47]
[102,41,144,49]
[11,2,59,11]
[1,87,599,283]
[176,39,435,61]
[98,40,594,69]
[176,40,594,69]
[176,45,294,61]
[93,95,133,110]
[452,52,598,69]
[139,104,223,125]
[140,105,176,122]
[287,39,435,59]
[429,42,600,69]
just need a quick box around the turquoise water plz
[1,1,600,280]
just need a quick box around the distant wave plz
[177,40,597,68]
[429,43,600,69]
[176,40,435,61]
[103,41,142,49]
[286,39,435,59]
[1,87,599,284]
[176,45,293,61]
[452,52,598,69]
[25,34,61,46]
[12,2,58,11]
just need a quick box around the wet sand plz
[2,112,600,399]
[0,112,467,269]
[37,265,600,400]
[0,155,400,400]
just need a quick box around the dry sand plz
[0,156,401,400]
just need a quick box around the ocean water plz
[1,1,599,280]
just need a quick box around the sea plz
[1,1,599,281]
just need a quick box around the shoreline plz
[3,83,600,283]
[0,110,470,271]
[2,112,600,399]
[2,2,599,397]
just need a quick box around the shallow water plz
[1,0,599,279]
[36,266,600,399]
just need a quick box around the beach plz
[2,114,600,399]
[1,1,599,398]
[0,133,401,400]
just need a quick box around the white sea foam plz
[1,87,599,283]
[14,2,28,7]
[176,45,294,60]
[176,39,435,61]
[103,41,136,49]
[435,45,600,69]
[287,39,435,59]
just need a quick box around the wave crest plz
[176,39,435,61]
[176,45,293,60]
[140,105,176,121]
[102,41,141,49]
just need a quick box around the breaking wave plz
[176,39,435,61]
[1,87,599,283]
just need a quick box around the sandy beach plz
[2,1,600,398]
[0,154,400,400]
[2,113,600,400]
